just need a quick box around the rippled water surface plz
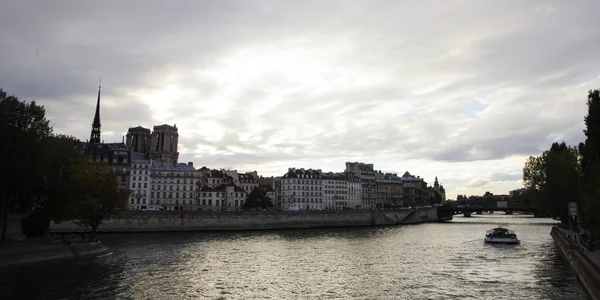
[0,214,589,299]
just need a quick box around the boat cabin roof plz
[487,227,515,234]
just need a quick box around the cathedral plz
[82,83,131,190]
[83,83,180,166]
[126,124,179,164]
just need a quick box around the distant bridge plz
[437,205,539,220]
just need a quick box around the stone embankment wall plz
[551,227,600,300]
[0,241,109,268]
[50,207,439,233]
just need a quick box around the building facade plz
[129,152,152,210]
[322,172,349,210]
[238,171,259,194]
[198,168,235,188]
[321,172,362,210]
[149,162,198,211]
[375,172,404,208]
[345,162,376,209]
[197,183,247,211]
[400,171,427,207]
[347,173,362,209]
[82,142,131,191]
[281,168,324,211]
[258,176,282,209]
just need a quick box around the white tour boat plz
[484,227,520,244]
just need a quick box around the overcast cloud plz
[1,1,599,199]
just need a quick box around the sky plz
[1,1,599,200]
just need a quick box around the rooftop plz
[152,162,196,171]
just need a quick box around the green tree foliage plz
[522,142,581,223]
[0,88,53,242]
[243,189,273,210]
[63,162,130,240]
[38,135,86,222]
[523,155,546,190]
[581,89,600,235]
[544,144,581,223]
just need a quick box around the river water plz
[0,214,589,299]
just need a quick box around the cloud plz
[1,1,599,200]
[467,178,491,188]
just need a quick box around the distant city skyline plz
[2,1,599,199]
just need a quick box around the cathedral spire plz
[89,81,102,144]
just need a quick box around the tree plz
[63,162,130,240]
[38,135,86,223]
[522,142,581,223]
[0,88,53,243]
[543,145,581,223]
[581,89,600,236]
[523,155,546,191]
[243,189,273,210]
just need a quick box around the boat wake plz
[97,252,114,258]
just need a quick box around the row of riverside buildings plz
[81,85,446,211]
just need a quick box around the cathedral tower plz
[126,126,151,153]
[149,124,179,163]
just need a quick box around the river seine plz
[0,214,589,299]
